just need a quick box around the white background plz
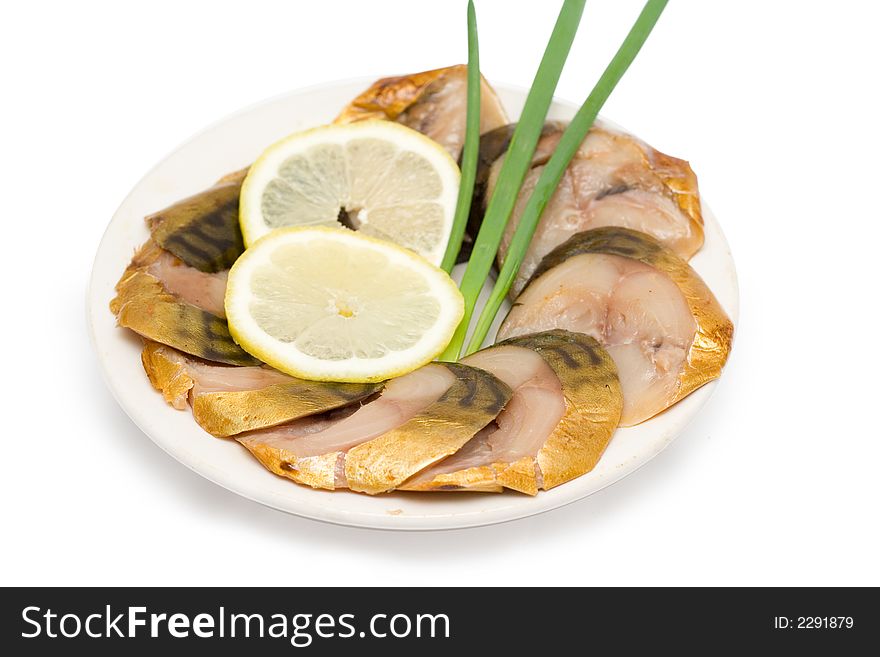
[2,0,878,586]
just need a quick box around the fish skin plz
[334,64,509,160]
[508,227,734,422]
[141,340,195,410]
[193,383,379,439]
[146,173,246,273]
[474,122,704,295]
[237,365,455,489]
[141,341,383,437]
[243,448,341,492]
[408,461,505,493]
[336,67,458,122]
[401,330,622,494]
[239,362,512,494]
[513,331,621,491]
[111,240,259,366]
[344,362,512,494]
[115,168,252,363]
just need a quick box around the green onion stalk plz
[440,0,587,361]
[440,0,481,273]
[463,0,669,355]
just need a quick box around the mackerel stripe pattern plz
[147,179,245,273]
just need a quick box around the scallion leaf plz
[440,0,481,274]
[440,0,587,361]
[463,0,669,355]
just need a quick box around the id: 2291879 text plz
[774,617,854,630]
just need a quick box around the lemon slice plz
[225,226,464,382]
[239,121,460,265]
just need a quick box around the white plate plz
[88,78,739,531]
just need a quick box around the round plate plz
[88,78,739,530]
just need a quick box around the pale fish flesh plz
[239,362,511,494]
[402,330,622,494]
[335,64,509,160]
[498,227,733,426]
[110,239,257,365]
[141,341,382,437]
[477,122,703,297]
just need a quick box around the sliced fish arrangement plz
[111,239,258,366]
[475,121,704,297]
[498,227,733,426]
[403,330,622,494]
[142,341,382,437]
[109,64,733,498]
[239,362,511,493]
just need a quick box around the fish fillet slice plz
[335,64,509,160]
[111,239,257,365]
[239,362,511,493]
[146,172,246,273]
[145,244,228,316]
[480,122,703,296]
[402,330,622,495]
[142,341,382,436]
[498,228,733,426]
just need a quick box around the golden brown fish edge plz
[613,124,705,254]
[110,239,259,366]
[580,122,706,258]
[399,466,505,494]
[141,340,195,410]
[529,227,734,417]
[344,362,513,495]
[335,66,456,123]
[645,145,704,251]
[477,121,706,262]
[140,341,384,438]
[236,440,341,491]
[191,380,383,439]
[333,65,508,128]
[402,330,623,495]
[651,241,734,404]
[502,331,623,492]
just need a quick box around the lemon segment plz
[225,227,464,382]
[239,121,460,266]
